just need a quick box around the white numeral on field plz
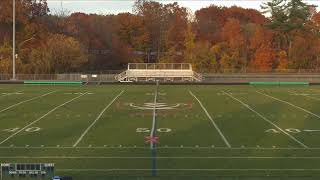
[25,127,41,132]
[136,128,171,133]
[2,128,20,132]
[2,127,41,133]
[285,128,300,133]
[136,128,150,133]
[157,128,172,132]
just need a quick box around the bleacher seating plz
[115,63,202,82]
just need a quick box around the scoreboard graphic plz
[1,163,54,179]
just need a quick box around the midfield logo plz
[130,102,185,110]
[116,101,193,110]
[145,136,159,144]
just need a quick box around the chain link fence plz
[198,69,320,74]
[0,74,117,82]
[0,71,319,83]
[202,73,320,83]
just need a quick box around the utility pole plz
[12,0,16,80]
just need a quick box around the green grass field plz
[1,84,320,180]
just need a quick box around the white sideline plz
[56,168,320,172]
[73,90,124,147]
[222,91,308,149]
[0,146,319,149]
[1,90,23,97]
[2,156,320,159]
[0,91,57,113]
[257,90,320,119]
[0,92,88,145]
[189,91,231,148]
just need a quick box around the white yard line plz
[289,90,320,101]
[310,89,320,94]
[257,90,320,119]
[73,90,124,147]
[56,168,320,172]
[1,90,23,97]
[0,146,319,150]
[149,82,158,149]
[0,91,57,113]
[0,92,88,145]
[189,91,231,148]
[1,156,320,159]
[222,91,308,149]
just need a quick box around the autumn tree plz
[0,42,13,74]
[192,41,216,72]
[277,50,289,70]
[184,23,195,64]
[251,44,275,71]
[221,18,247,70]
[224,6,266,25]
[289,34,319,69]
[133,0,189,62]
[116,13,147,50]
[0,0,49,45]
[133,0,165,61]
[261,0,313,52]
[164,2,188,51]
[195,5,225,43]
[27,34,87,73]
[210,42,229,72]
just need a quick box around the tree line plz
[0,0,320,74]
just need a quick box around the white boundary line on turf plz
[257,90,320,119]
[1,146,320,149]
[2,156,320,159]
[73,90,125,147]
[289,90,320,101]
[189,91,231,148]
[0,92,88,145]
[56,168,320,172]
[1,90,23,97]
[149,82,158,149]
[222,91,308,149]
[0,91,57,113]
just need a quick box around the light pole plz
[12,0,16,80]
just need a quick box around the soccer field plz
[1,84,320,180]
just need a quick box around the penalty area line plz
[222,91,308,149]
[73,90,125,147]
[189,90,231,148]
[0,92,88,145]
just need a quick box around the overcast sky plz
[47,0,320,15]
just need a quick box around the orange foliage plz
[252,44,275,71]
[277,50,289,70]
[1,0,320,72]
[222,18,244,48]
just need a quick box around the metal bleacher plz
[115,63,202,82]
